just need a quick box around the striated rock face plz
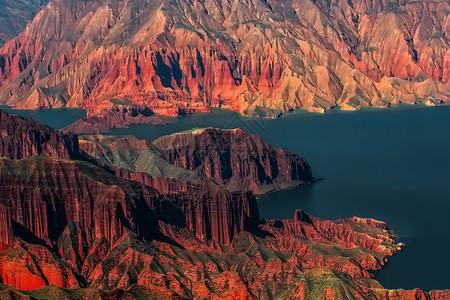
[171,181,259,245]
[154,128,313,193]
[79,128,313,194]
[0,110,79,159]
[2,208,448,299]
[78,134,262,244]
[63,105,168,134]
[0,157,162,247]
[0,0,448,115]
[79,134,201,187]
[0,114,448,298]
[0,157,261,290]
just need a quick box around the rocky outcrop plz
[0,113,448,298]
[154,128,313,193]
[79,134,201,187]
[170,181,260,245]
[0,110,79,159]
[3,207,448,299]
[0,156,260,289]
[79,129,313,194]
[0,157,162,247]
[63,105,168,134]
[0,0,448,115]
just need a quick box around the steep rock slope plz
[0,109,260,249]
[154,128,313,193]
[79,134,201,183]
[0,111,449,298]
[79,129,313,194]
[0,109,79,159]
[2,208,449,299]
[0,0,447,115]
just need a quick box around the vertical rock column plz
[0,204,12,247]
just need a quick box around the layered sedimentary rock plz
[79,128,313,194]
[0,156,257,289]
[63,105,168,134]
[0,110,79,159]
[154,128,313,193]
[0,114,448,298]
[78,134,201,185]
[0,155,259,246]
[0,156,263,292]
[0,0,448,115]
[2,207,449,299]
[0,157,161,247]
[0,110,261,250]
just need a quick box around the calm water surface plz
[1,107,86,129]
[6,105,450,290]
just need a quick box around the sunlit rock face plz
[0,0,448,116]
[0,111,449,298]
[154,128,313,194]
[77,127,313,194]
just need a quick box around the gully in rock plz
[0,110,448,299]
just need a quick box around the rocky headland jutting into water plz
[0,110,449,299]
[0,0,449,297]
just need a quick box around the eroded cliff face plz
[0,110,79,159]
[154,128,313,193]
[0,112,449,298]
[0,110,261,248]
[0,0,448,115]
[2,208,449,299]
[0,156,263,290]
[79,128,313,194]
[78,134,201,186]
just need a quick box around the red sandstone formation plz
[0,113,448,298]
[78,134,201,189]
[0,110,79,159]
[0,0,448,116]
[63,105,168,134]
[2,205,448,299]
[79,129,313,194]
[0,111,260,248]
[0,156,258,289]
[154,128,313,193]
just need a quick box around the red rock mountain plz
[0,110,260,249]
[0,0,448,116]
[154,128,313,193]
[0,111,449,298]
[78,128,313,194]
[0,110,79,159]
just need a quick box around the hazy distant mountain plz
[0,0,49,46]
[0,0,448,116]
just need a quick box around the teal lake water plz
[0,107,87,129]
[4,104,450,291]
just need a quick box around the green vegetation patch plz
[110,98,132,105]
